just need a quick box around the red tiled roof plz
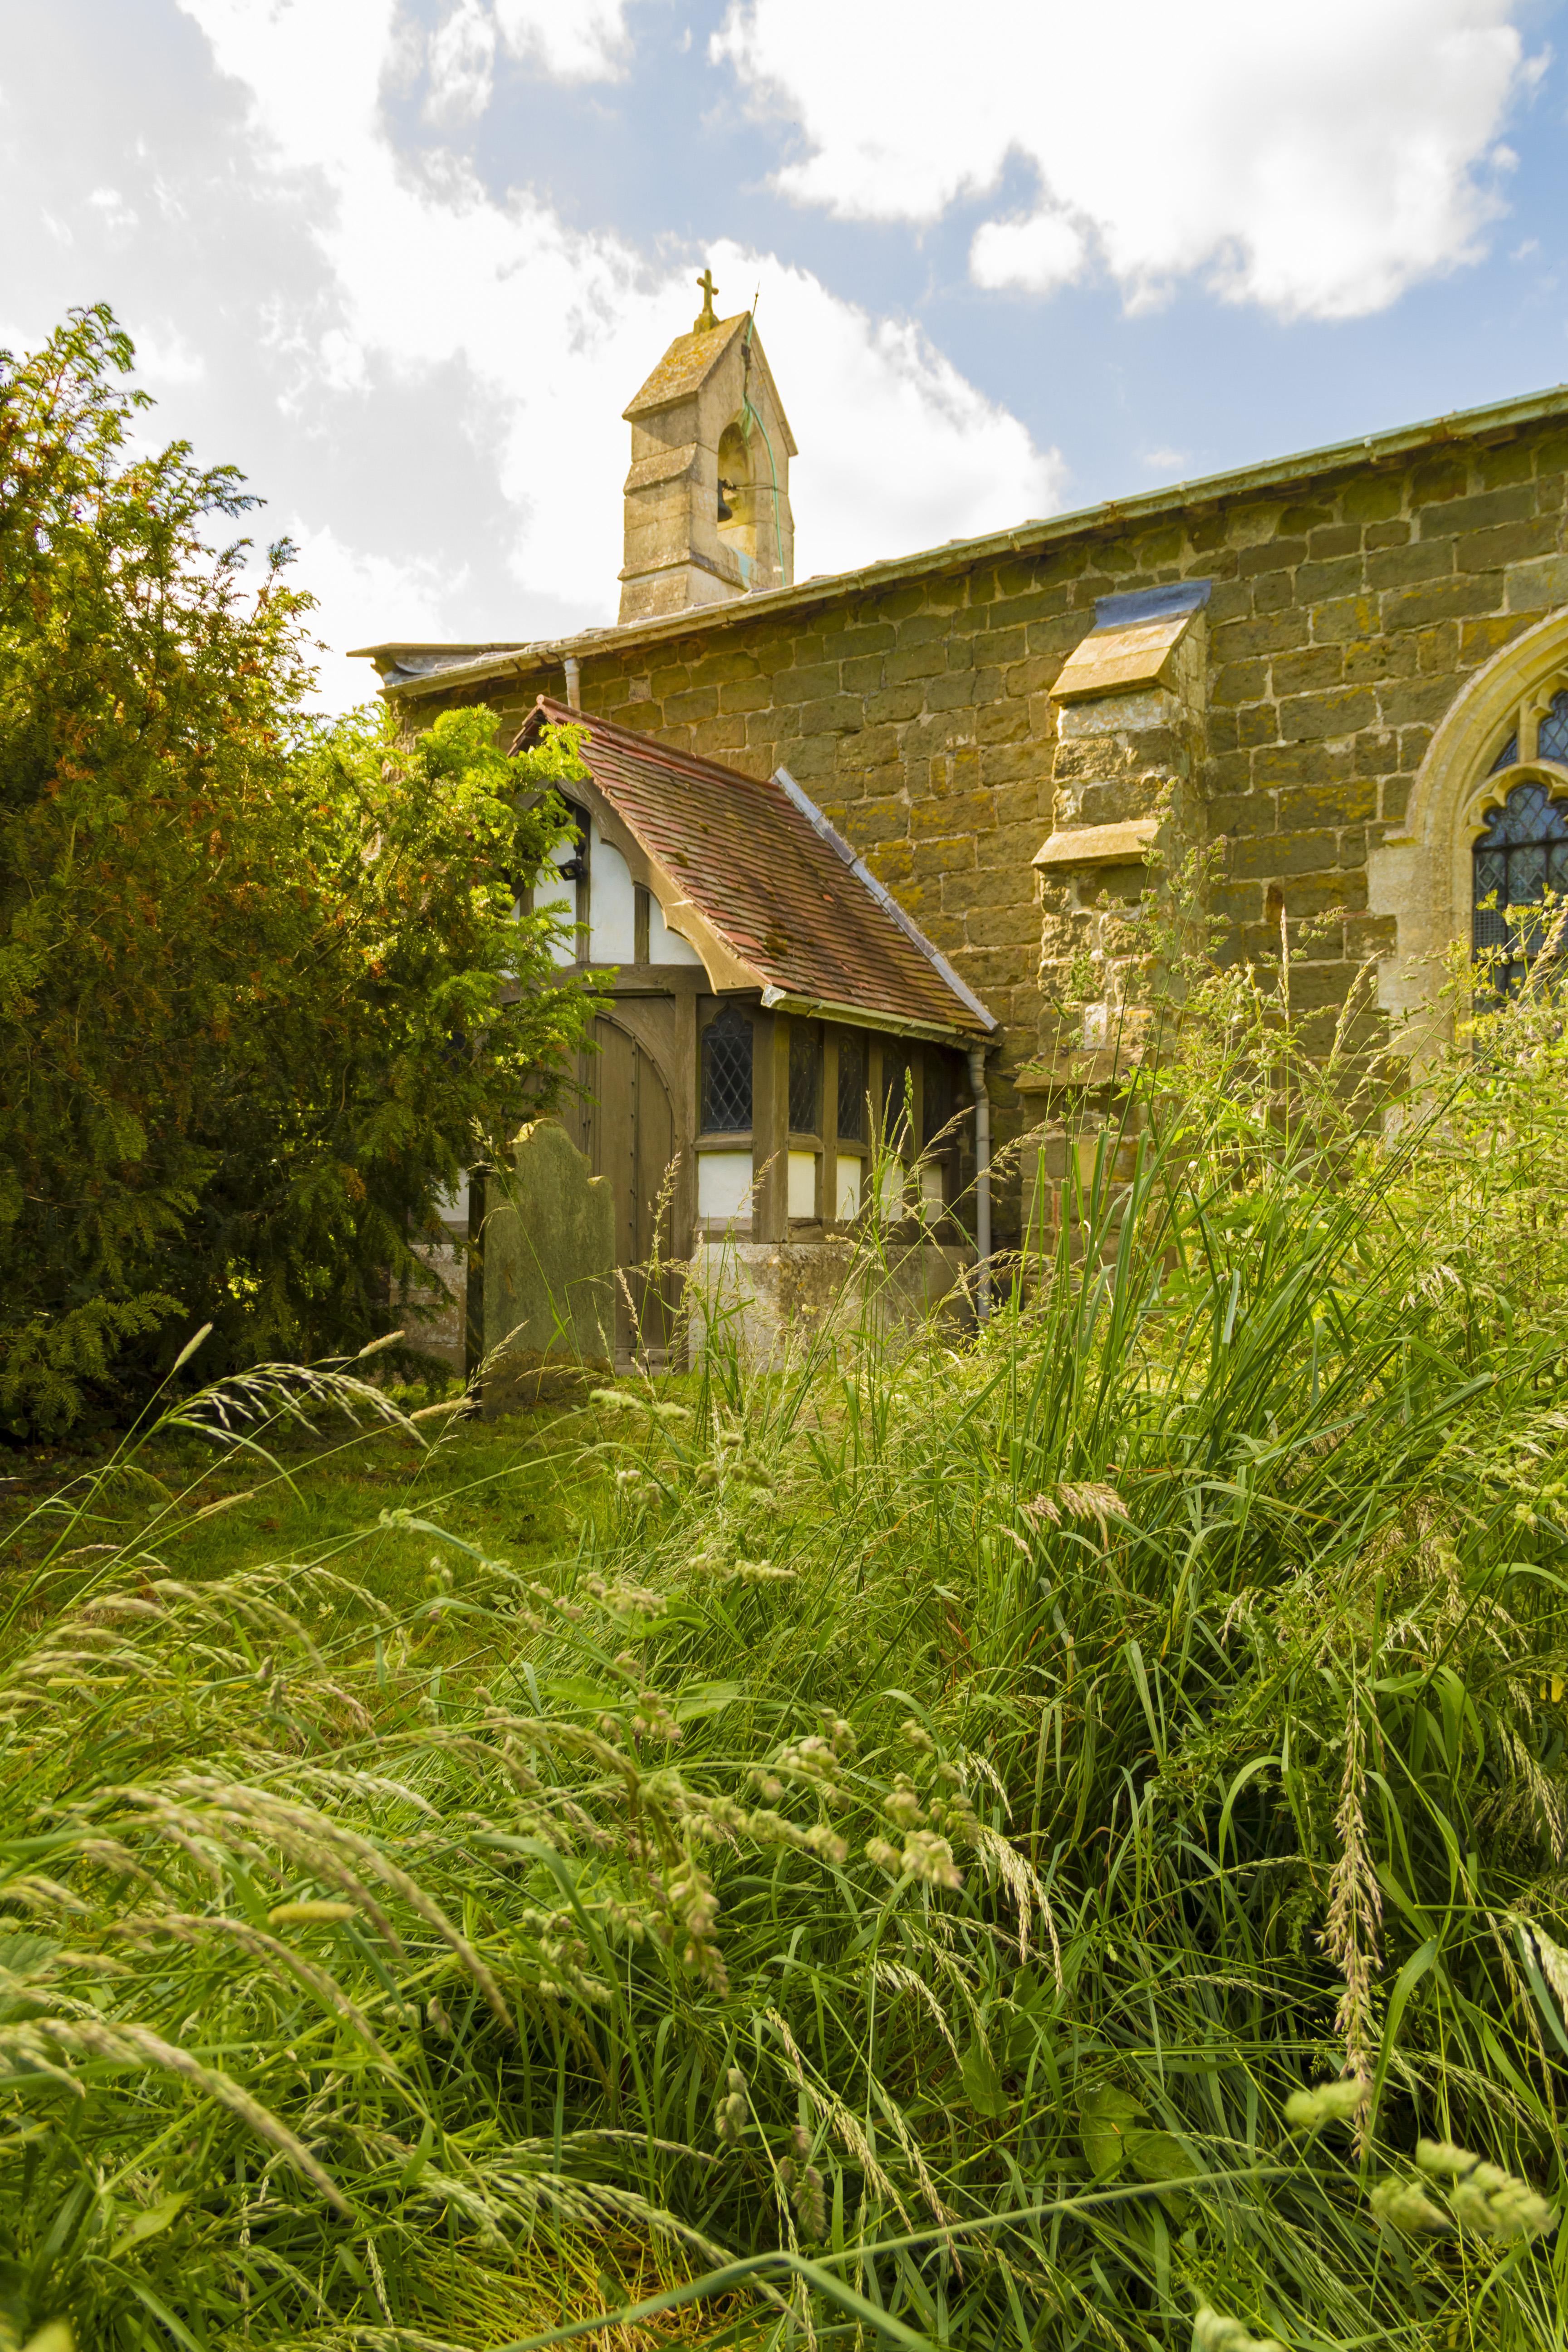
[512,698,994,1039]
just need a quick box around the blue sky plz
[4,0,1567,705]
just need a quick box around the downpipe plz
[966,1043,992,1323]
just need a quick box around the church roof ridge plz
[355,374,1568,698]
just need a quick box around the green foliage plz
[0,308,597,1435]
[3,950,1568,2348]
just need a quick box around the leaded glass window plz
[837,1034,866,1142]
[1490,731,1519,774]
[882,1047,913,1152]
[788,1023,821,1134]
[701,1004,753,1132]
[1473,779,1568,994]
[921,1051,954,1147]
[1539,689,1568,767]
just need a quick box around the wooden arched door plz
[564,1017,679,1363]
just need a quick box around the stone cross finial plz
[694,267,719,332]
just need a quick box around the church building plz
[357,271,1568,1352]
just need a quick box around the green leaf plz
[961,2040,1009,2119]
[1079,2084,1144,2179]
[108,2193,188,2264]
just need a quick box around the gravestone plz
[480,1120,615,1412]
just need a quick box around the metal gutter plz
[771,764,999,1035]
[355,377,1568,705]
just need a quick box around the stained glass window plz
[837,1034,866,1142]
[1538,689,1568,767]
[788,1023,821,1134]
[1473,779,1568,994]
[701,1004,753,1132]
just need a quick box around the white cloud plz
[493,0,629,81]
[134,324,206,384]
[165,0,1061,701]
[713,0,1532,320]
[283,521,468,709]
[426,0,496,122]
[971,211,1085,297]
[87,185,140,236]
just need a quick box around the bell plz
[717,476,735,522]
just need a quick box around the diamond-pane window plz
[837,1034,866,1142]
[788,1024,821,1134]
[921,1051,954,1147]
[882,1048,913,1152]
[701,1004,753,1133]
[1539,689,1568,766]
[1490,731,1519,774]
[1473,779,1568,994]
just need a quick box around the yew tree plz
[0,307,594,1436]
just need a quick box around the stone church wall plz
[411,405,1568,1247]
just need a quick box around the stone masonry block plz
[1379,577,1497,631]
[1214,658,1269,705]
[1240,538,1308,577]
[1279,686,1377,742]
[1419,483,1537,538]
[819,622,894,664]
[1341,475,1407,524]
[1459,519,1558,572]
[1229,828,1340,880]
[1377,676,1463,728]
[664,686,720,725]
[1276,779,1377,828]
[1295,556,1366,603]
[884,643,947,686]
[1252,569,1299,614]
[1273,646,1345,696]
[772,661,843,708]
[1507,555,1568,611]
[1213,612,1311,662]
[1407,459,1468,507]
[1476,439,1537,490]
[1367,540,1452,590]
[1310,595,1379,644]
[1344,633,1416,684]
[1210,792,1278,838]
[911,791,997,840]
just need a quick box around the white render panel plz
[836,1156,862,1220]
[649,891,703,965]
[588,824,636,964]
[536,844,576,968]
[788,1151,817,1219]
[698,1150,755,1224]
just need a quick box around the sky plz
[5,0,1568,708]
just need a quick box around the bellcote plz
[618,277,797,625]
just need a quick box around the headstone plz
[480,1120,615,1412]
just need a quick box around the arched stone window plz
[1472,779,1568,993]
[1471,681,1568,994]
[1369,612,1568,1038]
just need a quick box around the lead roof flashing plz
[354,377,1568,701]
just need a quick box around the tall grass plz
[4,941,1568,2350]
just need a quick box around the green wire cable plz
[740,315,789,588]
